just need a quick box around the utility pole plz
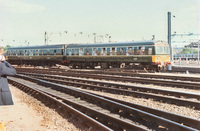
[168,12,172,62]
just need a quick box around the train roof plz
[66,41,165,48]
[7,41,168,50]
[7,44,65,50]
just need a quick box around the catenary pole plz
[168,12,172,63]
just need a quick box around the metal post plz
[198,40,200,65]
[168,12,172,62]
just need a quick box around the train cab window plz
[164,46,170,54]
[155,46,163,54]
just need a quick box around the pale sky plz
[0,0,199,47]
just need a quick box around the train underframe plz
[8,59,164,71]
[65,61,162,71]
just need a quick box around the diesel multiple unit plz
[6,41,170,70]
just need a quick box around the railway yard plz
[1,0,199,130]
[0,66,199,131]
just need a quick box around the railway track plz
[17,72,200,109]
[67,70,200,82]
[16,68,200,90]
[8,75,200,130]
[16,68,200,83]
[8,77,145,131]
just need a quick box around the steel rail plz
[67,70,200,82]
[7,79,112,131]
[16,68,200,82]
[16,73,200,129]
[11,74,198,131]
[15,68,200,90]
[19,72,200,100]
[17,72,200,110]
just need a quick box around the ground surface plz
[0,85,79,131]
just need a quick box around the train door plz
[107,48,110,55]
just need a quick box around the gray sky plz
[0,0,199,47]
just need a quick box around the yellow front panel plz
[152,55,170,63]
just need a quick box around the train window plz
[120,48,123,55]
[127,47,134,55]
[137,46,145,55]
[92,48,97,56]
[24,50,27,56]
[89,48,92,55]
[29,50,33,56]
[148,48,152,55]
[79,48,83,56]
[72,49,75,55]
[97,48,101,55]
[164,46,170,54]
[47,49,50,55]
[15,50,18,56]
[101,48,106,56]
[40,50,43,55]
[75,49,79,56]
[35,50,39,56]
[69,49,72,56]
[84,48,92,55]
[155,46,163,54]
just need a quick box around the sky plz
[0,0,199,47]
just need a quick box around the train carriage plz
[6,44,65,66]
[6,40,170,70]
[66,41,170,69]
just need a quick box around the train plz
[6,40,170,70]
[173,53,200,60]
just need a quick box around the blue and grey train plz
[6,40,170,70]
[173,53,200,60]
